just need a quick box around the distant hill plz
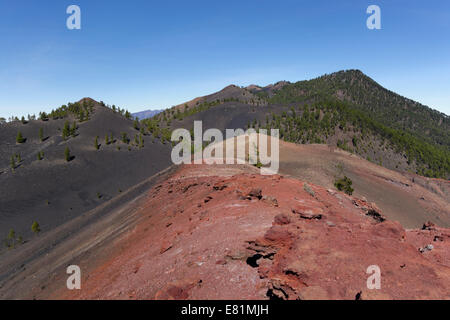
[0,99,171,244]
[148,70,449,179]
[132,109,163,120]
[266,70,449,148]
[262,70,450,178]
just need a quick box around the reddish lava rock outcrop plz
[61,164,450,300]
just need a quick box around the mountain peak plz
[76,97,100,105]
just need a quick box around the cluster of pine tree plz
[38,100,94,122]
[133,133,144,149]
[2,229,23,249]
[2,222,40,250]
[62,121,77,140]
[107,103,132,119]
[246,98,449,179]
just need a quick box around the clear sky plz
[0,0,449,119]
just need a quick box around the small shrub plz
[16,131,25,143]
[4,229,17,249]
[334,176,354,195]
[31,221,41,234]
[121,132,129,144]
[7,229,15,241]
[303,183,315,197]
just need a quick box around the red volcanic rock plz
[273,214,290,225]
[422,221,437,231]
[160,240,173,254]
[264,225,293,243]
[155,279,202,300]
[248,188,263,200]
[291,204,323,220]
[60,164,450,300]
[262,195,279,207]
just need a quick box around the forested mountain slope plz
[146,70,449,178]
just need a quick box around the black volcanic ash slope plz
[0,99,171,244]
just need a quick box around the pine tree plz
[37,151,44,161]
[64,147,71,161]
[16,131,25,143]
[334,176,354,195]
[40,111,48,121]
[7,229,16,248]
[31,221,40,234]
[139,133,144,149]
[71,121,77,137]
[10,155,16,171]
[7,229,15,241]
[62,121,70,140]
[105,135,109,145]
[39,128,44,142]
[94,136,99,150]
[133,119,139,130]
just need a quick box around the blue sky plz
[0,0,449,119]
